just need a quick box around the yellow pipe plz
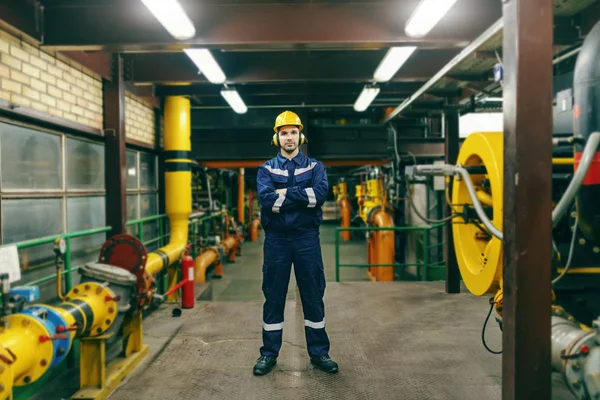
[556,267,600,274]
[194,236,240,283]
[145,97,192,281]
[56,267,65,302]
[476,190,493,207]
[552,157,574,165]
[0,314,54,392]
[62,282,117,337]
[238,168,245,225]
[194,248,220,284]
[370,209,395,282]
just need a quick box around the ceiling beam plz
[152,81,425,97]
[40,0,501,51]
[129,50,458,84]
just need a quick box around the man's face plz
[278,125,300,153]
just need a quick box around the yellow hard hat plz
[273,110,303,132]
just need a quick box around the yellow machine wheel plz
[0,314,54,387]
[452,132,504,295]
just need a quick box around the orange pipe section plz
[238,168,245,225]
[249,218,261,242]
[339,197,351,241]
[194,236,240,283]
[370,209,395,282]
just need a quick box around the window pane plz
[141,193,158,249]
[126,151,138,189]
[66,138,105,190]
[140,193,157,218]
[140,153,157,189]
[0,123,61,189]
[67,196,106,268]
[1,198,62,269]
[127,194,139,236]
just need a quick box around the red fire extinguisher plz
[181,252,195,309]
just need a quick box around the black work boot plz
[253,355,277,376]
[310,355,339,373]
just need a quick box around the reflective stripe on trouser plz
[260,233,330,357]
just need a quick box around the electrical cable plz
[395,132,460,224]
[552,217,578,286]
[405,181,459,223]
[482,297,502,355]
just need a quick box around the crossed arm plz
[257,162,329,214]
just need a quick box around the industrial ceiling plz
[0,0,598,165]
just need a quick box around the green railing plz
[0,210,237,301]
[335,223,445,282]
[1,227,113,291]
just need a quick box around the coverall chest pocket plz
[270,174,288,189]
[294,170,313,188]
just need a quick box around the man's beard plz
[282,144,297,154]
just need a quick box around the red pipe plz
[164,279,188,297]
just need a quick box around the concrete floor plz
[106,224,576,400]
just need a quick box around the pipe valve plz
[56,323,80,333]
[39,334,68,343]
[104,295,121,302]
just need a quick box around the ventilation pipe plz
[238,168,245,225]
[144,97,192,298]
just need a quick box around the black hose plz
[482,297,502,355]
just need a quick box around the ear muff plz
[271,130,308,147]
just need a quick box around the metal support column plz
[238,168,245,225]
[444,106,460,293]
[502,1,553,399]
[103,54,127,239]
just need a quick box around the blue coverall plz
[257,151,330,358]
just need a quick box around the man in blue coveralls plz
[253,110,339,376]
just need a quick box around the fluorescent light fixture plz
[221,89,247,114]
[481,97,503,102]
[183,49,226,84]
[405,0,459,38]
[141,0,196,40]
[374,46,417,82]
[354,86,380,112]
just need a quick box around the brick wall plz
[125,92,156,146]
[0,29,159,148]
[0,30,104,130]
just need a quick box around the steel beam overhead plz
[130,50,459,85]
[40,1,500,51]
